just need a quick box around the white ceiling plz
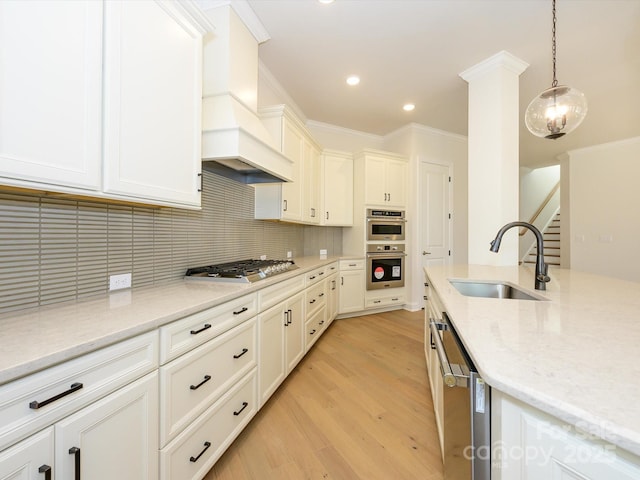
[246,0,640,168]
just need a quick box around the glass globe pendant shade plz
[525,85,588,139]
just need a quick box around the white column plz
[459,51,528,266]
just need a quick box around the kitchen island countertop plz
[0,256,341,386]
[424,264,640,457]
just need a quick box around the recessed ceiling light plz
[403,103,415,112]
[346,75,360,86]
[318,0,334,4]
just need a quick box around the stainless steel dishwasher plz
[429,311,490,480]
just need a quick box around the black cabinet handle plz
[309,329,316,335]
[233,348,248,359]
[309,299,316,304]
[38,465,52,480]
[30,382,83,409]
[318,271,324,276]
[283,199,288,211]
[309,275,316,280]
[69,447,80,480]
[233,307,248,315]
[287,309,292,325]
[190,375,211,391]
[190,323,211,335]
[319,293,324,297]
[197,172,203,192]
[189,441,211,463]
[319,320,325,326]
[233,401,249,416]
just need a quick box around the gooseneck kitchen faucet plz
[489,222,551,290]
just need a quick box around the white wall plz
[384,124,468,311]
[562,137,640,282]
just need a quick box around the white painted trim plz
[258,60,307,122]
[565,135,640,156]
[305,119,383,144]
[385,122,467,143]
[459,50,529,81]
[195,0,270,43]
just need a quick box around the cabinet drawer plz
[159,293,257,364]
[366,294,405,309]
[0,426,53,479]
[306,281,326,318]
[160,369,257,480]
[325,262,339,276]
[339,259,364,270]
[305,305,327,351]
[305,266,326,287]
[0,331,158,451]
[258,275,305,312]
[159,318,256,446]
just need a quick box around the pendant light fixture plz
[525,0,587,139]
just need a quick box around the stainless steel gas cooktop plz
[185,259,298,283]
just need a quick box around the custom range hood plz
[200,1,292,183]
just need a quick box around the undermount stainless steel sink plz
[449,280,544,301]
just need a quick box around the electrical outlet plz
[109,273,132,291]
[287,251,292,258]
[320,249,327,255]
[260,254,267,260]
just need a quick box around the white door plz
[55,372,159,480]
[420,162,451,276]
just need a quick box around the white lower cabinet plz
[159,318,257,445]
[55,372,159,480]
[492,391,640,480]
[258,303,286,407]
[159,370,257,480]
[365,290,405,309]
[338,260,365,314]
[284,291,306,374]
[0,427,54,480]
[326,272,339,324]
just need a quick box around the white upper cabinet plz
[357,150,408,208]
[255,105,321,225]
[102,0,205,207]
[0,0,209,209]
[321,150,353,226]
[0,1,103,191]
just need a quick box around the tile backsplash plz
[0,172,342,315]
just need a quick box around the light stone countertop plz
[424,264,640,457]
[0,256,341,386]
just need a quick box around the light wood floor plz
[204,309,444,480]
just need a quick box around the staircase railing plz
[519,181,560,236]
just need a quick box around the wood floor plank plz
[204,309,444,480]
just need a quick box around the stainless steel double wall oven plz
[365,209,406,290]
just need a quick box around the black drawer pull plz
[190,375,211,391]
[309,275,316,280]
[318,293,325,297]
[319,320,325,326]
[189,441,211,463]
[309,299,316,304]
[38,465,52,480]
[30,382,83,409]
[392,297,399,301]
[233,401,249,416]
[318,271,324,276]
[233,307,248,315]
[309,329,316,335]
[190,323,211,335]
[233,348,248,359]
[69,447,80,480]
